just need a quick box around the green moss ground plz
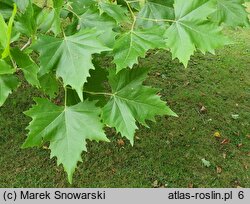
[0,23,249,188]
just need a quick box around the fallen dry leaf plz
[111,168,116,174]
[117,139,125,146]
[152,180,159,188]
[216,166,222,174]
[223,153,227,159]
[221,139,230,145]
[200,106,207,114]
[246,134,250,139]
[42,146,49,150]
[243,164,248,170]
[188,183,194,188]
[184,81,190,86]
[155,72,161,77]
[237,143,243,148]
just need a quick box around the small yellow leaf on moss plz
[214,131,221,138]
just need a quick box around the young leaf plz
[2,3,17,59]
[32,29,111,100]
[0,13,8,48]
[165,0,229,67]
[11,48,40,87]
[102,68,177,144]
[113,27,167,72]
[0,74,19,106]
[23,98,109,183]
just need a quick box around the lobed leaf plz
[23,98,109,183]
[33,29,111,100]
[165,0,229,67]
[102,68,177,145]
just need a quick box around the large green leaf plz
[23,98,109,183]
[211,0,250,27]
[0,74,19,106]
[32,29,110,100]
[113,27,166,72]
[165,0,229,67]
[102,68,177,144]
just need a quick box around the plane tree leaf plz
[23,98,109,183]
[165,0,229,67]
[32,29,110,100]
[102,68,177,144]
